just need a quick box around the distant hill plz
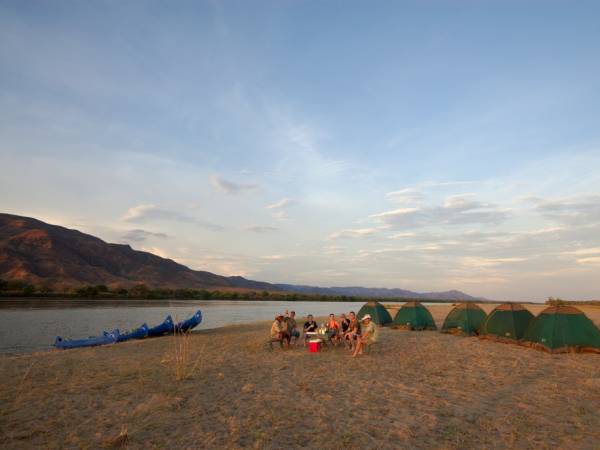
[0,213,481,300]
[0,213,272,291]
[273,284,481,301]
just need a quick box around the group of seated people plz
[270,309,378,357]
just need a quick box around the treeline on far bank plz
[545,297,600,306]
[0,279,311,300]
[3,279,597,305]
[1,279,448,303]
[0,279,370,302]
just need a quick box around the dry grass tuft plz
[102,425,128,449]
[172,328,204,381]
[12,360,35,410]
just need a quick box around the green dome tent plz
[523,306,600,353]
[441,303,487,335]
[357,301,392,325]
[481,303,534,342]
[392,301,437,330]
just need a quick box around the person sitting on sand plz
[326,313,340,343]
[353,314,377,357]
[303,314,318,345]
[344,311,361,350]
[304,314,318,333]
[271,314,290,348]
[339,313,350,334]
[286,311,300,345]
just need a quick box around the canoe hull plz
[115,323,149,342]
[147,315,174,337]
[54,310,201,349]
[175,310,203,332]
[55,330,118,350]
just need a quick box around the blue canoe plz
[175,310,203,333]
[55,330,119,350]
[110,323,149,342]
[147,315,174,337]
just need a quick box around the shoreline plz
[1,303,599,357]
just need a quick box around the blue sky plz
[1,1,600,300]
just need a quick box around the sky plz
[1,0,600,301]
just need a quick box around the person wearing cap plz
[271,313,290,348]
[353,314,377,357]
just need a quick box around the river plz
[0,298,421,354]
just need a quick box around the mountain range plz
[0,213,480,300]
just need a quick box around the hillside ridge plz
[0,213,480,300]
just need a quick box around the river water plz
[0,299,415,354]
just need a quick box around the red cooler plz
[308,339,322,353]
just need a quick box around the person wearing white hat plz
[352,314,377,357]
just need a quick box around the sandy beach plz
[1,304,599,449]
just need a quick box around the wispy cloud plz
[385,188,424,205]
[443,193,490,211]
[244,225,278,233]
[419,181,477,189]
[266,198,297,210]
[270,211,288,221]
[211,175,259,195]
[261,254,287,260]
[122,204,189,222]
[568,247,600,256]
[388,232,417,239]
[122,204,224,231]
[577,256,600,264]
[536,194,600,224]
[272,118,350,179]
[177,252,254,278]
[462,256,528,267]
[371,194,509,229]
[328,227,383,240]
[370,208,423,228]
[265,197,297,220]
[121,229,168,243]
